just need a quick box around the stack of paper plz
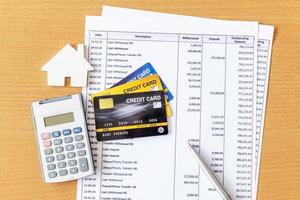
[78,5,274,200]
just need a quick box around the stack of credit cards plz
[94,91,168,141]
[91,63,173,141]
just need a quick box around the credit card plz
[94,91,168,141]
[91,74,172,117]
[112,63,174,101]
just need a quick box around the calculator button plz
[68,160,77,166]
[64,137,73,143]
[69,167,78,174]
[43,141,52,148]
[73,127,82,134]
[63,129,72,136]
[58,161,66,169]
[67,152,76,159]
[59,169,68,176]
[41,133,51,140]
[48,171,57,178]
[53,139,62,145]
[52,131,61,138]
[55,146,64,153]
[75,135,83,141]
[79,158,89,172]
[47,164,56,171]
[77,150,86,157]
[66,144,74,151]
[46,156,54,163]
[76,142,85,149]
[56,154,65,161]
[44,148,53,155]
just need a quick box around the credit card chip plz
[153,101,162,108]
[99,98,114,109]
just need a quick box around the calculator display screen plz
[44,112,74,127]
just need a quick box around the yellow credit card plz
[90,75,172,117]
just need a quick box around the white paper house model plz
[41,44,93,87]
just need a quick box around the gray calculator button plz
[47,164,56,171]
[68,160,77,166]
[59,169,68,176]
[63,129,72,136]
[79,158,89,172]
[53,139,62,145]
[67,152,75,159]
[55,146,64,153]
[44,148,53,155]
[77,150,86,157]
[66,144,74,151]
[73,127,82,133]
[46,156,54,163]
[76,142,85,149]
[69,167,78,174]
[75,135,83,141]
[58,161,66,169]
[64,137,73,143]
[56,154,65,161]
[48,171,57,178]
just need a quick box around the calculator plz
[31,94,94,183]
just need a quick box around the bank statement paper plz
[102,6,275,197]
[78,16,259,200]
[101,7,274,192]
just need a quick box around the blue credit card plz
[112,63,174,101]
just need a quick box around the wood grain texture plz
[0,0,299,199]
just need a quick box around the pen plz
[187,143,232,200]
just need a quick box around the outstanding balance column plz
[224,35,256,200]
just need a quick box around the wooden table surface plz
[0,1,299,200]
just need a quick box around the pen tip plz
[187,142,194,150]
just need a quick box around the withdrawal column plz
[174,34,203,200]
